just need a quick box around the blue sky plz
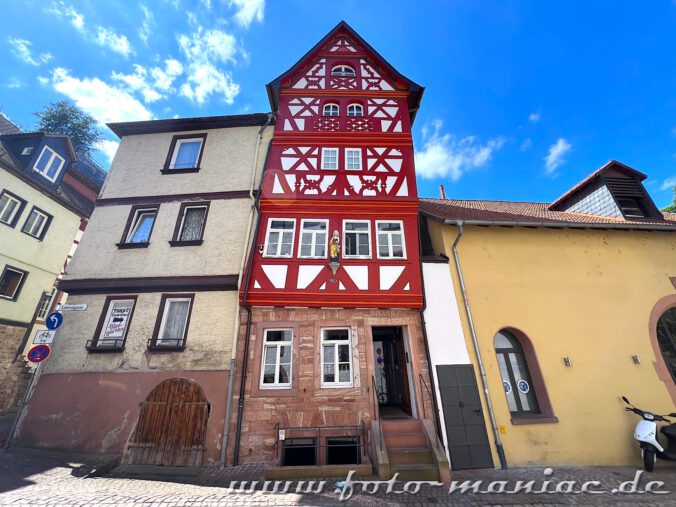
[2,0,675,207]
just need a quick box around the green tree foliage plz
[34,101,102,156]
[663,185,676,213]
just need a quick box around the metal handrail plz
[419,373,434,419]
[371,376,385,452]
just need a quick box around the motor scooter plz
[622,396,676,471]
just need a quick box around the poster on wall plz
[102,302,133,340]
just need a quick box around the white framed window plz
[0,191,24,226]
[323,103,339,116]
[345,148,362,171]
[347,104,363,117]
[168,137,204,170]
[176,204,208,242]
[376,220,406,259]
[264,218,296,257]
[33,145,65,182]
[97,298,136,347]
[125,208,157,244]
[321,148,339,170]
[155,296,193,348]
[260,329,293,388]
[331,65,355,77]
[321,328,353,387]
[298,219,328,258]
[36,287,57,320]
[0,265,27,300]
[343,220,371,258]
[22,207,51,239]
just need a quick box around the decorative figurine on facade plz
[328,229,341,277]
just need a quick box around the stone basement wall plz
[228,307,433,464]
[0,323,29,415]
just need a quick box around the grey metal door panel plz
[437,364,494,470]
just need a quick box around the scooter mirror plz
[669,413,676,417]
[621,396,630,404]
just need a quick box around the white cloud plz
[50,67,153,123]
[528,111,541,123]
[520,138,532,151]
[6,77,24,89]
[544,138,571,174]
[8,38,52,66]
[95,27,133,57]
[229,0,265,28]
[95,140,119,162]
[139,5,153,45]
[177,27,240,104]
[415,120,505,181]
[151,59,184,90]
[660,177,676,191]
[112,59,184,104]
[48,1,85,30]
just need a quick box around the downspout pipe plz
[221,114,273,468]
[232,133,274,466]
[451,221,508,469]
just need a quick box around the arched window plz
[331,65,355,77]
[323,103,339,117]
[347,104,363,117]
[657,308,676,383]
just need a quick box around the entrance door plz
[123,378,210,466]
[373,326,411,416]
[437,364,493,470]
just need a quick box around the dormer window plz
[347,104,363,117]
[33,146,65,183]
[323,103,339,117]
[163,133,207,174]
[331,65,355,77]
[617,198,646,218]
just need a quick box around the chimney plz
[439,184,447,200]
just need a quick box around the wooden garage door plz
[123,378,209,466]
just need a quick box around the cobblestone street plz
[1,448,676,506]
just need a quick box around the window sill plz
[510,415,559,425]
[21,231,43,241]
[85,340,125,353]
[0,295,17,301]
[161,167,200,174]
[169,239,203,247]
[147,344,186,352]
[116,242,150,249]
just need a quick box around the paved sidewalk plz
[1,448,675,506]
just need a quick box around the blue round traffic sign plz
[27,344,50,363]
[46,312,63,330]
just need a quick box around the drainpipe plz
[451,221,508,469]
[231,132,274,466]
[220,114,273,468]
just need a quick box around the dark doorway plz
[372,326,412,417]
[437,364,493,470]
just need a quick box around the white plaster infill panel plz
[297,265,324,289]
[261,265,288,289]
[343,266,368,290]
[379,265,405,291]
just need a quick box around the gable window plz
[323,103,339,117]
[0,265,28,301]
[321,328,353,387]
[343,220,371,258]
[264,218,295,257]
[33,145,65,182]
[376,221,406,259]
[298,219,327,258]
[22,206,52,240]
[163,134,207,173]
[119,205,158,248]
[656,308,676,384]
[617,198,646,218]
[345,148,362,171]
[321,148,339,170]
[331,65,355,77]
[87,296,137,351]
[170,202,209,246]
[149,294,194,350]
[260,329,293,388]
[36,288,57,320]
[0,190,26,227]
[347,104,363,117]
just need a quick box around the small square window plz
[33,146,65,182]
[327,437,361,465]
[376,221,406,259]
[119,206,158,247]
[343,220,371,258]
[321,148,339,170]
[323,104,339,117]
[282,438,317,466]
[0,190,26,227]
[0,265,28,301]
[298,219,327,258]
[163,134,207,173]
[22,206,52,240]
[345,148,362,171]
[347,104,363,117]
[264,218,296,257]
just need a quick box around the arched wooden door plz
[123,378,209,466]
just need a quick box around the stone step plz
[381,419,422,434]
[391,463,440,481]
[384,432,427,449]
[388,447,434,465]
